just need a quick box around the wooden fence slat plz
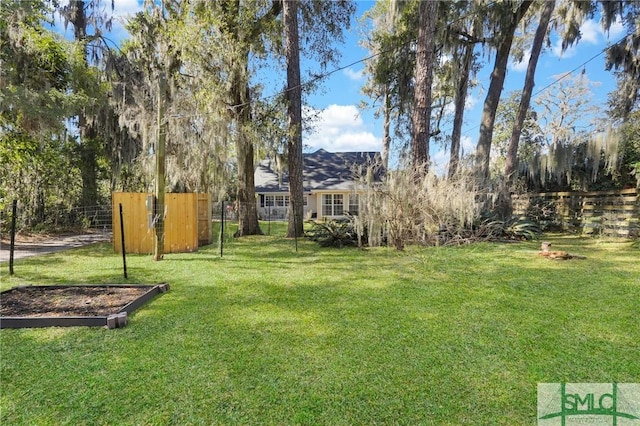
[113,192,207,254]
[512,188,639,238]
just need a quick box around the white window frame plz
[348,194,359,215]
[322,194,344,217]
[261,194,290,208]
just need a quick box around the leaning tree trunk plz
[475,1,532,181]
[505,0,554,180]
[411,0,438,170]
[284,0,304,238]
[448,38,474,179]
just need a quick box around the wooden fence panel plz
[113,192,154,254]
[513,188,639,237]
[165,193,198,253]
[197,193,212,245]
[113,192,209,254]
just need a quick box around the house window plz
[261,194,305,208]
[322,194,344,216]
[260,195,271,207]
[348,194,359,215]
[261,195,289,208]
[276,195,289,207]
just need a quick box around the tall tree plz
[60,0,114,209]
[444,0,484,178]
[283,0,304,238]
[504,0,555,181]
[219,1,284,237]
[0,0,90,224]
[492,91,542,177]
[115,2,233,196]
[362,0,410,168]
[474,0,533,180]
[447,35,475,178]
[601,0,640,119]
[526,72,604,189]
[410,0,438,169]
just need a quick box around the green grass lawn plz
[1,226,639,425]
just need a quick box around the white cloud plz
[465,93,479,110]
[579,19,601,45]
[343,67,364,81]
[604,18,625,40]
[304,104,381,152]
[51,0,141,44]
[443,93,479,118]
[509,49,531,72]
[432,136,474,176]
[461,135,475,155]
[551,38,578,58]
[109,0,143,42]
[552,18,624,58]
[113,0,143,16]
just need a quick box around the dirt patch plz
[0,231,111,262]
[0,285,152,317]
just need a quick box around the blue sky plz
[56,0,627,172]
[298,1,626,172]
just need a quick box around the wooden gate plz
[112,192,212,254]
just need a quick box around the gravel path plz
[0,232,111,262]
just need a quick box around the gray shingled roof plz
[255,149,383,192]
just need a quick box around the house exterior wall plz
[254,150,382,222]
[255,191,360,221]
[312,190,359,220]
[307,193,318,219]
[256,192,311,220]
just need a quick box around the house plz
[254,149,383,220]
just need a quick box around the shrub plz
[305,219,359,248]
[355,165,480,249]
[477,215,541,241]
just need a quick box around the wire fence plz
[1,201,113,236]
[211,202,292,222]
[211,201,292,241]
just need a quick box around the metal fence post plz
[119,203,127,279]
[9,199,17,275]
[220,201,225,258]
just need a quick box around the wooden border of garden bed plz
[0,283,169,329]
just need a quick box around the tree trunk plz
[154,74,167,261]
[68,0,100,208]
[234,87,262,237]
[475,1,533,180]
[505,0,554,180]
[79,119,98,208]
[411,0,438,169]
[382,86,391,170]
[284,0,304,238]
[227,2,262,237]
[448,39,474,179]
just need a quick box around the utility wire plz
[448,32,632,139]
[169,1,500,119]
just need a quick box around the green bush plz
[478,215,541,241]
[305,219,358,248]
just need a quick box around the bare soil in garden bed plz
[0,286,151,317]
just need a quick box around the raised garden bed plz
[0,283,169,329]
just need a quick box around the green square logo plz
[538,383,640,425]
